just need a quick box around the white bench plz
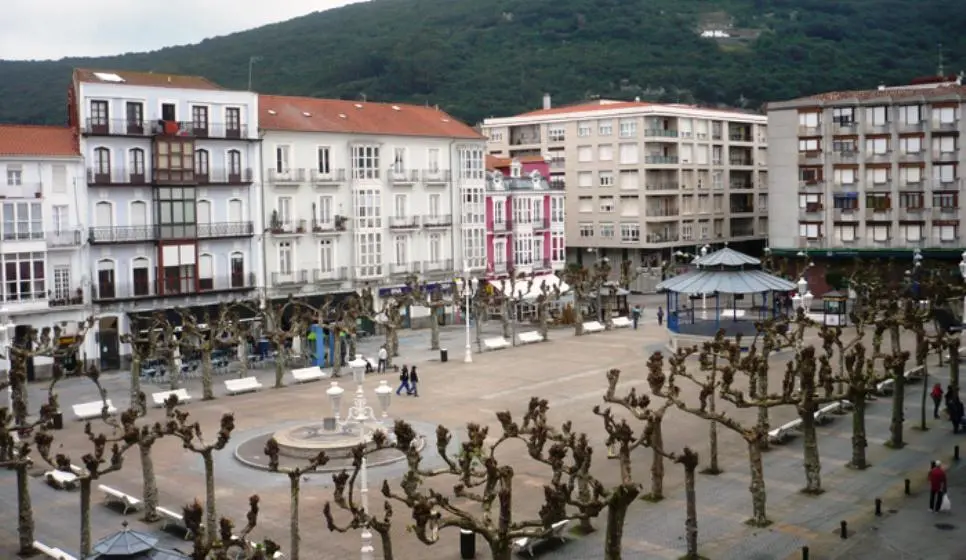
[482,337,510,351]
[904,366,924,382]
[720,309,747,319]
[582,321,605,333]
[229,536,286,559]
[512,519,571,556]
[44,470,78,490]
[611,316,632,328]
[32,541,78,560]
[814,400,850,425]
[517,331,543,345]
[99,484,141,515]
[291,366,326,384]
[151,388,193,408]
[71,400,117,421]
[225,376,263,395]
[768,419,804,444]
[158,506,193,539]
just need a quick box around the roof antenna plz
[359,93,367,102]
[938,42,944,76]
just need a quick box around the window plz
[513,234,533,265]
[393,236,408,265]
[161,246,193,298]
[90,100,108,127]
[832,138,857,153]
[5,166,22,186]
[619,119,637,138]
[798,112,820,128]
[230,253,245,288]
[513,197,533,223]
[599,196,615,213]
[198,254,214,290]
[899,136,922,154]
[681,222,694,240]
[871,224,890,242]
[834,195,858,210]
[459,147,484,180]
[96,259,116,299]
[493,199,505,223]
[934,164,957,183]
[317,196,333,225]
[577,122,592,137]
[317,147,331,174]
[154,139,194,182]
[352,145,380,179]
[798,138,821,152]
[356,232,383,277]
[578,172,593,188]
[225,108,241,134]
[155,187,197,239]
[393,147,406,173]
[620,223,640,243]
[865,137,889,155]
[936,107,957,124]
[429,233,441,263]
[275,145,291,174]
[619,144,638,165]
[276,196,293,226]
[551,197,564,222]
[579,222,594,237]
[935,136,957,153]
[577,146,593,162]
[427,148,440,172]
[900,166,922,185]
[898,105,921,125]
[548,126,565,142]
[798,222,822,239]
[832,107,854,125]
[354,189,381,228]
[796,193,821,210]
[463,227,486,268]
[2,202,43,240]
[93,147,111,178]
[393,193,408,218]
[51,164,67,193]
[598,120,612,136]
[195,149,210,178]
[934,223,958,241]
[834,224,857,242]
[52,205,68,233]
[53,265,71,300]
[551,232,565,261]
[191,106,209,132]
[599,223,615,238]
[799,167,823,183]
[598,145,613,161]
[866,167,889,184]
[228,150,242,179]
[833,167,856,184]
[866,106,888,126]
[933,192,958,209]
[278,242,293,275]
[865,193,891,211]
[901,223,923,241]
[131,257,150,296]
[600,171,614,187]
[2,252,45,302]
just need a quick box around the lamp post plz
[326,357,393,560]
[0,307,12,413]
[959,251,966,329]
[461,263,478,364]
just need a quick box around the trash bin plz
[51,411,64,430]
[440,348,448,363]
[459,529,475,559]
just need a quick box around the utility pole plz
[248,56,263,91]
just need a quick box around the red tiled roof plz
[0,125,78,157]
[486,154,547,170]
[779,83,966,104]
[259,95,483,139]
[73,68,223,90]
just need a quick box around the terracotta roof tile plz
[517,101,651,117]
[259,95,483,139]
[73,68,224,91]
[778,83,966,105]
[0,125,78,157]
[486,154,547,169]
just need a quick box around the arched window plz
[128,148,145,183]
[195,149,210,183]
[228,150,242,182]
[129,201,147,227]
[228,198,243,222]
[92,148,111,183]
[199,254,214,291]
[230,252,245,288]
[96,259,116,299]
[132,257,151,297]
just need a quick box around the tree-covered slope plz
[1,0,963,125]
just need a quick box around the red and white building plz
[484,156,566,282]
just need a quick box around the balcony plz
[936,178,962,189]
[180,121,250,140]
[864,208,893,220]
[732,181,756,190]
[198,168,254,186]
[87,167,147,186]
[797,124,823,136]
[89,225,156,244]
[645,207,679,218]
[798,205,824,219]
[865,151,893,163]
[898,207,927,220]
[313,267,348,284]
[933,150,959,163]
[92,273,256,302]
[729,134,753,143]
[644,156,679,165]
[1,226,43,241]
[832,208,860,221]
[532,216,551,230]
[310,169,346,185]
[831,150,857,162]
[534,258,553,271]
[868,181,892,191]
[49,290,85,309]
[644,183,679,191]
[266,168,307,186]
[731,228,756,238]
[864,121,891,135]
[549,159,566,171]
[644,232,680,244]
[492,219,512,233]
[548,181,565,190]
[422,214,453,228]
[269,219,306,235]
[388,216,420,229]
[390,169,419,185]
[83,118,152,137]
[897,120,924,133]
[272,270,309,287]
[423,169,451,185]
[152,169,196,185]
[47,229,83,248]
[933,120,960,131]
[932,207,961,219]
[645,129,678,139]
[832,121,859,135]
[82,119,250,139]
[389,262,421,277]
[897,151,924,163]
[197,221,254,239]
[797,151,823,165]
[423,259,454,276]
[0,181,42,198]
[311,218,348,234]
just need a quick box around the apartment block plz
[767,76,966,258]
[259,95,485,310]
[484,157,566,281]
[481,95,768,267]
[0,125,94,371]
[68,69,261,368]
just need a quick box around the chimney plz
[542,93,551,110]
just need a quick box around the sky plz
[2,0,361,61]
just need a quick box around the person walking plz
[377,345,388,373]
[950,396,965,434]
[631,305,642,329]
[657,306,665,327]
[407,365,420,397]
[396,365,410,395]
[932,383,945,419]
[929,460,948,513]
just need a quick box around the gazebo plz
[86,522,188,559]
[656,247,797,337]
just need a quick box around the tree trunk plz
[167,351,179,390]
[704,358,721,475]
[799,402,823,494]
[647,419,665,501]
[16,463,34,554]
[849,394,869,469]
[201,350,214,401]
[378,528,394,560]
[510,302,518,346]
[384,327,392,364]
[130,356,143,412]
[290,475,300,560]
[950,337,960,394]
[430,309,440,350]
[203,452,217,545]
[746,439,769,527]
[539,302,549,341]
[577,467,594,532]
[920,364,929,431]
[683,461,699,559]
[390,328,399,361]
[573,294,585,336]
[490,541,513,560]
[603,485,638,560]
[333,331,343,377]
[274,352,286,388]
[348,334,357,361]
[501,299,511,340]
[80,477,92,556]
[756,347,771,451]
[140,440,160,521]
[888,328,905,448]
[475,309,483,352]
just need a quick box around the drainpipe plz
[258,130,268,308]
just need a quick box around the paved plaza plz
[2,309,964,559]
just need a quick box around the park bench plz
[44,469,78,490]
[71,400,117,421]
[581,321,605,333]
[482,337,510,351]
[904,366,925,382]
[151,388,193,408]
[32,541,78,560]
[158,506,193,539]
[611,316,632,328]
[99,484,141,515]
[225,376,263,395]
[291,366,326,384]
[517,331,543,345]
[768,419,803,444]
[814,400,851,425]
[512,519,571,557]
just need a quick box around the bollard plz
[840,520,848,539]
[904,478,911,495]
[956,445,961,461]
[875,498,882,516]
[802,546,809,560]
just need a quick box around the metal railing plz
[645,129,679,138]
[93,273,255,301]
[89,225,156,244]
[47,229,83,247]
[389,262,421,276]
[267,168,307,184]
[269,219,307,234]
[388,216,420,229]
[390,169,420,183]
[311,219,347,233]
[83,119,250,139]
[422,214,453,228]
[423,169,451,183]
[645,208,679,217]
[272,270,309,286]
[87,167,147,186]
[645,184,679,191]
[198,168,254,185]
[422,259,453,273]
[313,268,348,282]
[644,156,679,164]
[197,221,253,239]
[310,169,346,184]
[492,219,512,232]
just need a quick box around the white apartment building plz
[482,95,768,268]
[0,125,91,376]
[258,95,486,311]
[767,76,966,259]
[69,69,261,369]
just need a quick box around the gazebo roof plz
[656,269,797,295]
[86,522,189,559]
[693,247,761,268]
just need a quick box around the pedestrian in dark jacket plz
[396,365,410,395]
[407,366,420,397]
[950,396,965,434]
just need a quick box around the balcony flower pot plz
[34,192,42,198]
[270,227,284,234]
[296,226,306,233]
[313,226,324,233]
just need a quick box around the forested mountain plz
[1,0,963,125]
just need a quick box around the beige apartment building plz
[767,76,965,267]
[481,96,768,267]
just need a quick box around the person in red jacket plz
[931,383,944,419]
[929,460,948,512]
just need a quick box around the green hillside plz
[0,0,963,125]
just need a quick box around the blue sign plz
[378,281,453,297]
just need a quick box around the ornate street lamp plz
[460,262,479,364]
